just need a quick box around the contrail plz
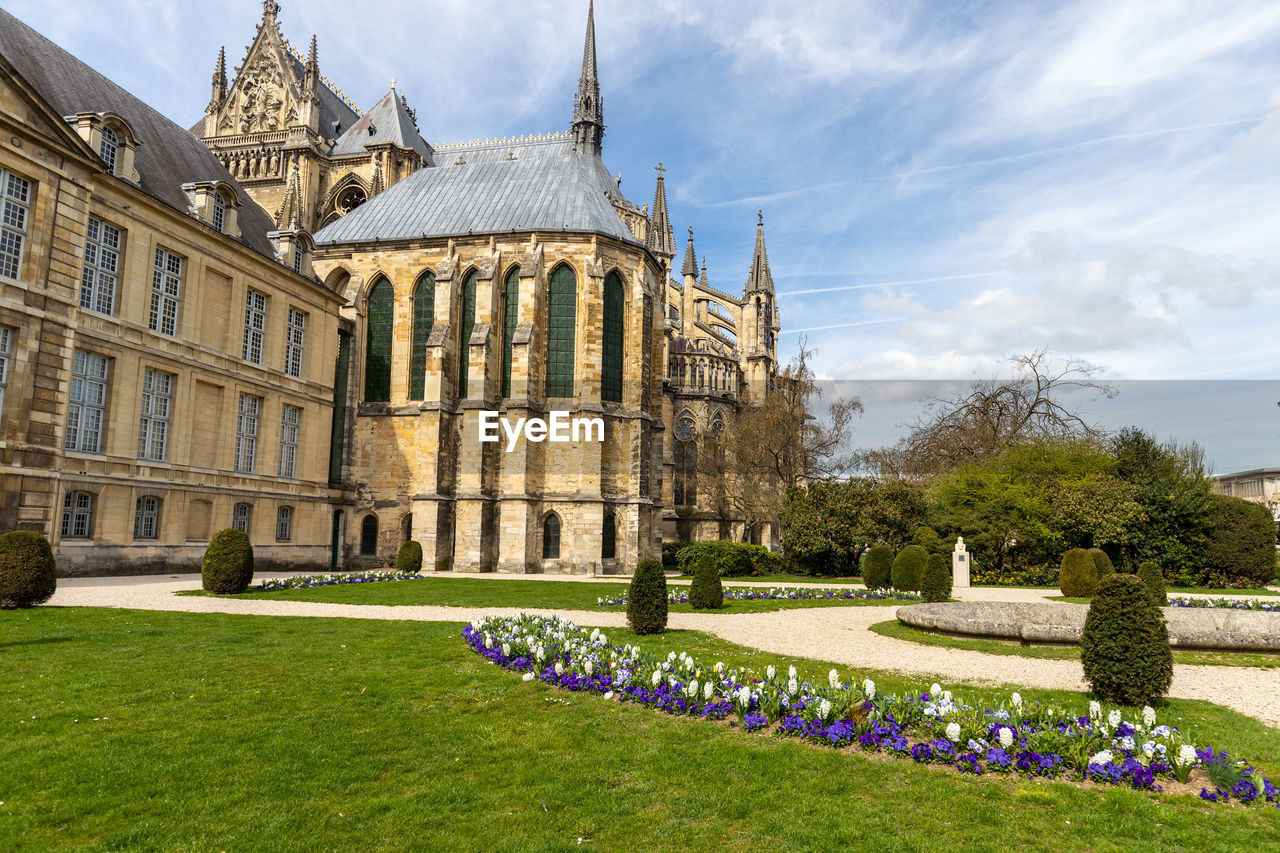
[782,317,906,334]
[779,271,1004,297]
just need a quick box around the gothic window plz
[364,276,393,402]
[360,513,379,556]
[542,513,561,559]
[546,265,576,397]
[133,496,160,540]
[409,272,435,401]
[501,267,519,398]
[337,185,366,215]
[80,217,121,315]
[61,491,93,539]
[602,511,616,560]
[602,271,624,403]
[457,271,477,398]
[673,414,697,507]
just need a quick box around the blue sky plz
[8,0,1280,468]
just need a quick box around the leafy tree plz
[780,479,928,575]
[1203,494,1276,588]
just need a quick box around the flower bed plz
[598,587,919,607]
[256,570,427,591]
[1168,596,1280,613]
[464,614,1279,807]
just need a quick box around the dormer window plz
[268,228,313,278]
[99,127,119,175]
[181,181,241,238]
[292,245,303,274]
[212,192,226,233]
[70,113,140,182]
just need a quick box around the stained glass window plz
[457,271,477,398]
[546,265,576,397]
[501,267,519,398]
[409,272,434,401]
[364,277,393,402]
[602,512,616,559]
[543,513,561,559]
[361,514,379,556]
[602,272,624,403]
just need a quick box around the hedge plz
[1203,494,1276,588]
[863,545,895,590]
[890,545,927,592]
[921,553,952,603]
[396,540,424,574]
[0,530,57,608]
[675,541,769,577]
[1137,561,1166,607]
[202,529,254,594]
[1081,574,1173,705]
[1058,548,1099,598]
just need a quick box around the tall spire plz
[208,46,228,111]
[682,226,698,278]
[571,0,604,156]
[276,161,303,230]
[304,34,319,90]
[647,162,675,258]
[744,210,774,295]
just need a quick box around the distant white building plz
[1213,469,1280,521]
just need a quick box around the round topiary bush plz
[890,545,927,592]
[627,558,668,634]
[1137,560,1167,607]
[396,540,423,574]
[1059,548,1099,598]
[688,552,724,609]
[202,528,254,594]
[0,530,57,609]
[863,545,894,590]
[1081,574,1173,706]
[1089,548,1116,580]
[912,526,943,556]
[921,553,952,603]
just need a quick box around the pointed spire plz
[370,161,385,196]
[209,46,228,111]
[570,0,604,156]
[682,226,698,278]
[304,34,319,92]
[276,161,303,230]
[700,257,708,287]
[647,162,675,258]
[745,210,774,295]
[262,1,280,21]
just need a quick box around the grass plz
[3,607,1279,851]
[676,572,865,585]
[869,619,1280,669]
[190,576,901,614]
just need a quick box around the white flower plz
[704,682,714,701]
[668,652,677,662]
[863,679,876,701]
[1120,736,1135,752]
[1142,706,1156,728]
[1091,750,1114,766]
[819,699,832,720]
[651,670,662,687]
[946,722,961,742]
[590,628,599,641]
[1176,744,1198,767]
[715,662,725,673]
[484,634,493,649]
[828,669,841,689]
[522,672,535,682]
[1108,710,1122,728]
[688,678,699,698]
[930,683,941,696]
[941,691,952,703]
[736,686,752,707]
[766,665,776,681]
[535,647,546,662]
[598,634,607,646]
[584,660,593,677]
[788,665,798,681]
[1142,741,1156,758]
[603,691,614,700]
[1089,701,1101,720]
[1010,692,1022,708]
[554,662,564,676]
[787,678,799,697]
[998,727,1014,749]
[597,597,603,605]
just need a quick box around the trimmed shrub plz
[863,545,894,590]
[912,526,944,557]
[1137,560,1167,607]
[0,530,57,609]
[743,544,782,576]
[1089,548,1116,580]
[396,540,423,574]
[921,553,952,603]
[627,558,668,634]
[1081,574,1173,706]
[675,541,755,577]
[1203,494,1276,588]
[662,540,696,568]
[890,545,927,592]
[202,528,254,594]
[1058,548,1099,598]
[688,552,724,609]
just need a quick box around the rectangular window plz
[284,307,306,378]
[80,217,121,314]
[235,393,260,473]
[243,289,267,364]
[66,351,109,453]
[137,367,173,461]
[134,496,160,539]
[276,505,293,541]
[279,403,299,478]
[293,246,303,274]
[232,503,251,534]
[149,248,182,336]
[61,491,93,539]
[0,171,32,280]
[212,194,226,233]
[0,326,10,412]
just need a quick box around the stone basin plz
[896,601,1280,652]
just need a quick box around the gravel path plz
[47,574,1280,729]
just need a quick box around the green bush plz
[890,545,927,592]
[396,540,423,574]
[627,558,668,634]
[202,528,254,594]
[1137,561,1166,607]
[1203,494,1275,588]
[912,526,945,557]
[921,553,952,603]
[661,540,696,568]
[688,552,724,609]
[1089,548,1116,580]
[743,544,781,575]
[0,530,57,609]
[1080,574,1173,706]
[1058,548,1099,597]
[863,545,894,590]
[675,541,755,577]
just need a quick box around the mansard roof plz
[0,9,279,259]
[330,88,432,161]
[314,134,636,246]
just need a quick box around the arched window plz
[546,265,576,397]
[134,496,160,540]
[276,505,293,541]
[673,414,697,507]
[364,277,393,402]
[99,127,119,175]
[409,272,435,401]
[360,513,379,556]
[232,502,252,534]
[61,491,94,539]
[457,270,477,398]
[602,511,616,559]
[401,513,413,543]
[542,513,561,559]
[501,267,519,397]
[602,272,624,403]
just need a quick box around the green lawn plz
[199,576,900,614]
[677,572,866,585]
[2,608,1279,851]
[870,619,1280,669]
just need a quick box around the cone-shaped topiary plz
[202,528,254,594]
[627,558,668,634]
[1081,574,1173,706]
[1089,548,1116,580]
[1137,560,1167,607]
[890,545,927,592]
[0,530,57,609]
[396,540,423,574]
[688,552,724,609]
[863,545,895,590]
[1059,548,1099,598]
[921,553,952,603]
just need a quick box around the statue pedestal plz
[952,538,971,588]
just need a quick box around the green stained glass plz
[502,267,519,398]
[543,513,561,559]
[363,277,393,402]
[409,273,435,401]
[458,271,477,398]
[546,265,576,397]
[602,272,624,403]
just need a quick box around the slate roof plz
[314,135,637,247]
[0,9,280,259]
[284,51,362,142]
[330,89,432,161]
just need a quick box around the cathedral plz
[0,1,780,575]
